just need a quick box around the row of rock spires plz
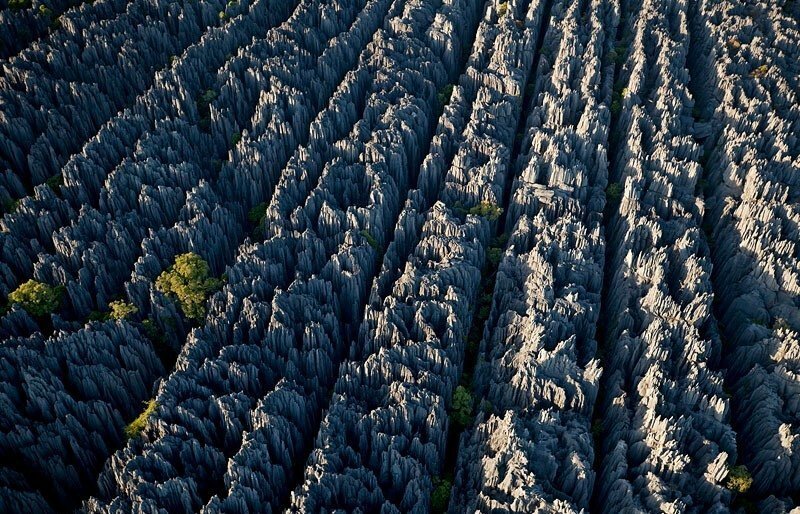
[695,0,800,506]
[0,0,232,196]
[288,0,550,510]
[594,0,738,511]
[448,0,615,511]
[85,0,481,512]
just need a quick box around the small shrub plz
[125,399,157,439]
[197,89,217,131]
[431,477,452,514]
[230,131,242,145]
[109,300,138,320]
[725,465,753,494]
[3,198,20,214]
[38,4,53,18]
[156,253,221,322]
[466,331,480,354]
[248,202,268,225]
[200,89,217,104]
[591,419,603,439]
[360,229,379,251]
[611,99,621,116]
[468,201,503,221]
[450,385,473,427]
[437,84,454,108]
[45,174,63,194]
[8,0,32,9]
[491,233,508,248]
[8,280,61,317]
[751,64,768,78]
[87,310,107,322]
[606,182,623,202]
[497,1,508,18]
[614,44,627,65]
[141,319,161,341]
[486,246,503,267]
[218,10,227,20]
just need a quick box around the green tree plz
[360,229,379,251]
[437,84,454,109]
[606,182,623,202]
[451,385,474,427]
[155,253,221,322]
[431,477,452,513]
[468,201,503,221]
[3,198,20,214]
[109,300,138,320]
[125,399,158,439]
[8,280,61,316]
[726,465,753,494]
[45,174,63,193]
[486,246,503,267]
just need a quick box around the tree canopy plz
[155,253,221,322]
[8,280,62,316]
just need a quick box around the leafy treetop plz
[109,300,138,320]
[467,201,503,221]
[725,465,753,494]
[155,253,221,322]
[125,399,158,439]
[8,280,61,316]
[450,385,474,427]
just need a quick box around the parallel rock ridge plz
[593,0,737,511]
[0,0,797,512]
[449,0,615,511]
[697,0,800,507]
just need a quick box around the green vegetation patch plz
[109,300,138,320]
[9,280,62,316]
[725,465,753,494]
[156,253,221,322]
[606,182,623,202]
[360,229,379,251]
[467,201,503,221]
[450,385,474,428]
[437,84,454,109]
[497,1,508,18]
[125,399,158,439]
[8,0,32,10]
[431,476,452,514]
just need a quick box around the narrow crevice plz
[589,0,635,508]
[437,0,556,510]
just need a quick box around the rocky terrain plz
[0,0,798,512]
